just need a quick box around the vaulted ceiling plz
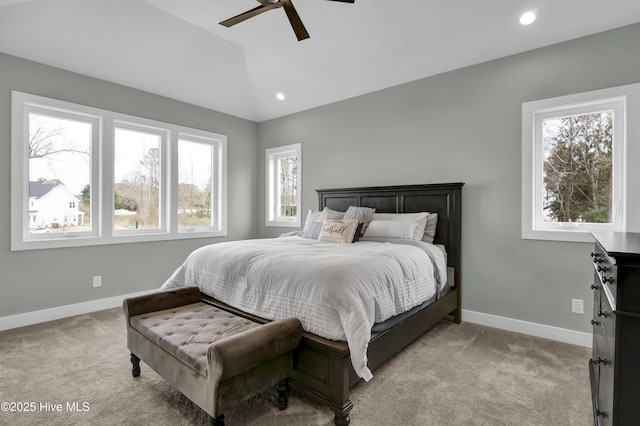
[1,0,640,122]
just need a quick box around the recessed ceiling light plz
[276,92,285,101]
[520,11,536,25]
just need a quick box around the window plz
[266,143,301,227]
[521,83,640,242]
[19,105,100,238]
[113,124,165,233]
[11,91,227,250]
[177,135,222,232]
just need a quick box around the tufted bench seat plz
[123,287,303,425]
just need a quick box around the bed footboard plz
[289,332,353,425]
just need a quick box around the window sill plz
[521,228,618,243]
[265,220,301,228]
[12,230,227,251]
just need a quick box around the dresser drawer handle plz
[590,284,600,290]
[596,408,608,418]
[590,319,600,326]
[597,266,608,273]
[602,276,615,285]
[590,356,608,365]
[597,310,609,318]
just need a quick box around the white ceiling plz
[1,0,640,122]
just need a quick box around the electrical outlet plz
[92,276,102,288]
[571,298,584,314]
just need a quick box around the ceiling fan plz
[219,0,355,41]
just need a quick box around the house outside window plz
[266,143,301,227]
[28,181,85,230]
[521,83,640,242]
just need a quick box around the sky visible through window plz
[29,118,209,198]
[28,113,91,195]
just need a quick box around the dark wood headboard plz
[317,183,464,273]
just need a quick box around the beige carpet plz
[0,308,592,426]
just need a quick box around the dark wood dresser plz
[589,232,640,426]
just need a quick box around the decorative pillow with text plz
[317,219,359,244]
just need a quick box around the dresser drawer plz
[593,355,614,426]
[598,289,616,361]
[592,246,618,308]
[591,288,615,426]
[592,311,613,365]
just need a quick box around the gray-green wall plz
[3,23,640,334]
[0,53,259,317]
[257,23,640,333]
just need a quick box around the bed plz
[162,182,463,425]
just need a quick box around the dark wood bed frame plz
[201,182,464,425]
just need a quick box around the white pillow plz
[317,219,359,244]
[363,220,417,240]
[303,209,322,231]
[303,207,344,232]
[422,213,438,244]
[371,212,428,241]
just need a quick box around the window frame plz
[16,102,102,242]
[112,120,169,236]
[521,84,637,242]
[175,133,225,234]
[11,91,227,251]
[265,143,302,227]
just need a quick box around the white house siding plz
[29,185,84,229]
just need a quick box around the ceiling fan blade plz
[281,0,310,41]
[219,4,279,28]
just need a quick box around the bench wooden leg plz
[276,380,288,410]
[210,414,224,426]
[130,353,141,377]
[334,412,351,426]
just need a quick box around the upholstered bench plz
[123,287,303,425]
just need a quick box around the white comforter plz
[161,236,446,381]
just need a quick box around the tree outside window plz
[114,127,162,231]
[28,112,93,233]
[266,143,301,227]
[278,156,298,218]
[542,111,613,224]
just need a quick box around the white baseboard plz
[0,296,594,348]
[0,289,157,331]
[462,309,592,348]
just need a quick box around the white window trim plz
[521,83,640,242]
[11,91,227,251]
[266,143,302,227]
